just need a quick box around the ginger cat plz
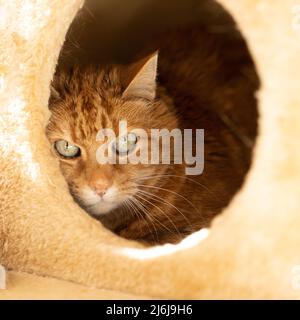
[47,27,258,245]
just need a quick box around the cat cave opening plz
[48,0,260,246]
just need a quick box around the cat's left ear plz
[121,52,158,101]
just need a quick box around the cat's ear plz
[49,85,61,105]
[121,52,158,101]
[50,85,60,99]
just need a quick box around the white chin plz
[79,186,120,216]
[88,201,119,216]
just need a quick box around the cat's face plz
[47,54,179,217]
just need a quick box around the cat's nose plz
[89,169,113,197]
[97,189,107,197]
[91,182,109,197]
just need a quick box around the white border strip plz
[120,228,210,260]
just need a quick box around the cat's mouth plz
[74,186,124,216]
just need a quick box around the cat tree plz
[1,0,300,299]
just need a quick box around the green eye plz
[54,140,81,158]
[114,133,138,156]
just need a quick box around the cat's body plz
[47,25,259,244]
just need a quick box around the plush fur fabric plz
[1,271,144,300]
[1,0,300,299]
[0,265,5,290]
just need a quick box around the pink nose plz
[93,185,108,197]
[89,170,113,197]
[90,182,109,197]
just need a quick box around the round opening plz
[47,0,260,246]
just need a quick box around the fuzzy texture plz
[0,265,5,290]
[1,271,144,300]
[1,0,300,299]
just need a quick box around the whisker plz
[135,193,181,237]
[130,196,160,243]
[123,198,140,222]
[124,197,159,243]
[137,189,196,231]
[133,174,222,204]
[136,183,203,221]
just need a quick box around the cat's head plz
[46,53,180,217]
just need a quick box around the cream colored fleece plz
[1,271,146,300]
[0,265,5,290]
[1,0,300,299]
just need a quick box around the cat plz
[47,27,259,245]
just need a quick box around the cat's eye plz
[114,133,138,156]
[54,140,81,159]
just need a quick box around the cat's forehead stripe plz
[101,112,107,130]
